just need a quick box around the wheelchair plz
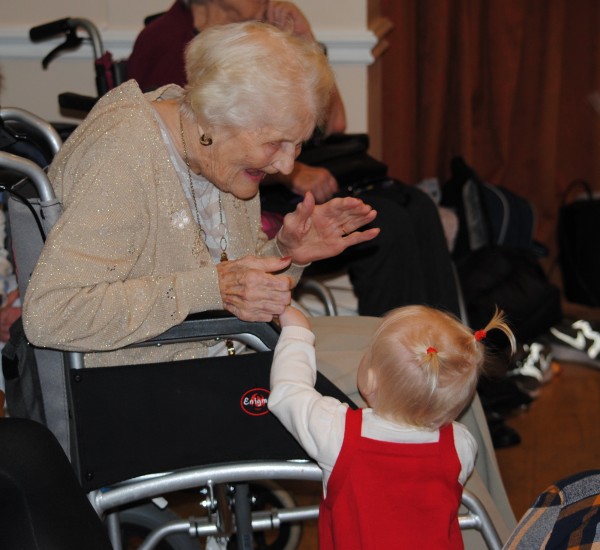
[1,104,504,550]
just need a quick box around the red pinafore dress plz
[318,408,464,549]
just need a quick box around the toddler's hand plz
[279,305,310,330]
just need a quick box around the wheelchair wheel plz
[227,481,303,550]
[118,502,203,550]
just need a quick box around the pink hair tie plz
[426,346,437,354]
[474,329,487,342]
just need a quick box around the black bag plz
[261,133,391,215]
[456,246,563,345]
[442,156,536,259]
[442,157,562,342]
[557,179,600,307]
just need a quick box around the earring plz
[199,134,213,146]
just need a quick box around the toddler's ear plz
[360,368,377,401]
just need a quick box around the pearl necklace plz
[179,110,228,262]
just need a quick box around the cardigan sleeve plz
[22,98,224,352]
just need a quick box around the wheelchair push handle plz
[0,107,63,158]
[0,151,56,203]
[29,18,73,42]
[29,16,117,116]
[29,17,105,64]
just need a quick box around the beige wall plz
[0,0,375,131]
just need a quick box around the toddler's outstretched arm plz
[278,305,311,330]
[269,305,347,465]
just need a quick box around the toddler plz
[269,304,515,549]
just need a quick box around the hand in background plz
[265,2,347,135]
[266,2,314,40]
[275,161,339,203]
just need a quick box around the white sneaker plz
[507,341,554,396]
[545,319,600,367]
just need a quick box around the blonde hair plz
[363,305,516,430]
[182,21,334,132]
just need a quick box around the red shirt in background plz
[127,0,195,91]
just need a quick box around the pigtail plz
[420,346,441,396]
[475,307,517,355]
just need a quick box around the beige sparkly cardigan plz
[22,81,303,366]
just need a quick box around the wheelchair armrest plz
[134,310,281,352]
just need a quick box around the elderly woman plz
[22,21,377,366]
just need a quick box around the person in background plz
[128,0,346,137]
[269,304,516,548]
[127,0,461,318]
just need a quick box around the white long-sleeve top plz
[269,325,478,492]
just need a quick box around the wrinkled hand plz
[277,192,379,265]
[266,1,314,40]
[216,255,294,322]
[0,289,21,343]
[287,162,339,203]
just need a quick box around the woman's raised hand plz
[266,2,315,41]
[216,255,294,322]
[276,192,379,266]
